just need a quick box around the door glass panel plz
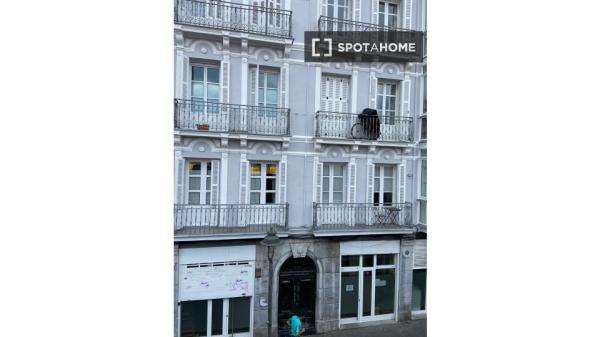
[228,297,251,333]
[340,272,359,318]
[412,269,427,311]
[362,270,372,316]
[374,269,395,315]
[181,300,208,337]
[341,255,359,267]
[211,299,223,335]
[362,255,374,267]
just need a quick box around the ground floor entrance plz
[180,297,252,337]
[277,257,316,337]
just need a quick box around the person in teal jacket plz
[287,314,303,337]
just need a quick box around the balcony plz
[174,203,288,237]
[175,99,290,137]
[313,203,412,234]
[315,110,413,143]
[175,0,292,39]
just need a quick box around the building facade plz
[173,1,427,336]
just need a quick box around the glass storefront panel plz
[340,272,359,318]
[362,270,372,316]
[211,299,223,335]
[181,300,208,337]
[412,269,427,311]
[374,269,395,315]
[228,297,251,334]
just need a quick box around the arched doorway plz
[277,257,316,337]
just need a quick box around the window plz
[322,164,344,203]
[420,117,427,140]
[325,0,350,30]
[257,69,279,117]
[187,161,212,205]
[376,81,399,124]
[418,156,426,224]
[320,75,349,113]
[250,163,277,204]
[412,269,426,311]
[377,1,399,28]
[191,65,220,114]
[340,254,397,322]
[180,297,251,337]
[422,65,427,114]
[374,165,394,206]
[228,297,251,334]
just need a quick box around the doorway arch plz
[277,256,317,337]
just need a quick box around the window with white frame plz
[412,239,427,312]
[180,296,251,337]
[191,65,220,114]
[376,80,399,124]
[323,0,351,30]
[340,254,396,322]
[418,150,427,224]
[377,0,399,28]
[374,165,395,206]
[187,161,212,205]
[322,163,345,203]
[250,163,277,204]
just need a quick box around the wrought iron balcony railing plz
[175,0,292,38]
[313,203,412,230]
[174,203,288,235]
[175,99,290,136]
[318,15,416,33]
[315,110,413,142]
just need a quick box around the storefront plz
[178,245,256,337]
[338,240,400,324]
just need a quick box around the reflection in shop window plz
[412,269,427,311]
[181,300,208,337]
[228,297,251,334]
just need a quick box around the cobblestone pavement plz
[305,319,426,337]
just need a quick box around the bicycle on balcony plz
[350,108,381,140]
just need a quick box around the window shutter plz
[221,61,229,103]
[320,76,328,111]
[211,160,220,204]
[401,79,411,117]
[239,155,249,204]
[280,65,288,108]
[354,0,361,22]
[249,67,257,106]
[278,156,287,204]
[403,0,413,29]
[321,0,327,17]
[340,77,349,113]
[315,161,323,203]
[175,154,185,204]
[366,160,375,204]
[413,239,427,269]
[397,163,406,203]
[369,74,377,108]
[371,0,378,24]
[348,160,357,203]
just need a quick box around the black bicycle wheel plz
[350,123,363,139]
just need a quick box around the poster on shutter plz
[180,263,255,301]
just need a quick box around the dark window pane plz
[181,300,207,337]
[228,297,251,333]
[421,117,427,139]
[419,200,427,224]
[363,270,372,316]
[412,269,427,311]
[341,255,359,267]
[374,269,395,315]
[266,178,276,191]
[265,192,276,204]
[383,193,393,205]
[207,68,220,83]
[211,299,223,335]
[192,66,204,81]
[340,272,359,318]
[377,254,394,266]
[362,255,374,267]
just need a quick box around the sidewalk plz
[306,319,426,337]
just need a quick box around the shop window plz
[412,269,427,311]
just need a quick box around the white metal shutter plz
[371,0,378,24]
[221,61,229,103]
[339,77,349,113]
[348,160,357,203]
[278,156,287,204]
[321,0,327,16]
[210,160,220,204]
[366,159,375,204]
[401,79,411,117]
[320,76,330,111]
[249,67,258,106]
[321,76,349,112]
[175,154,185,204]
[353,0,361,22]
[403,0,413,29]
[315,161,323,203]
[239,155,249,203]
[397,163,406,203]
[369,74,377,108]
[413,239,427,269]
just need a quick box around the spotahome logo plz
[305,30,424,63]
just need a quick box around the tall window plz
[322,164,344,203]
[377,1,399,27]
[340,254,397,322]
[412,239,427,312]
[420,65,427,140]
[187,161,212,205]
[376,81,399,124]
[250,163,277,204]
[374,165,394,205]
[320,75,349,113]
[257,69,279,116]
[191,65,220,113]
[418,150,427,224]
[325,0,350,30]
